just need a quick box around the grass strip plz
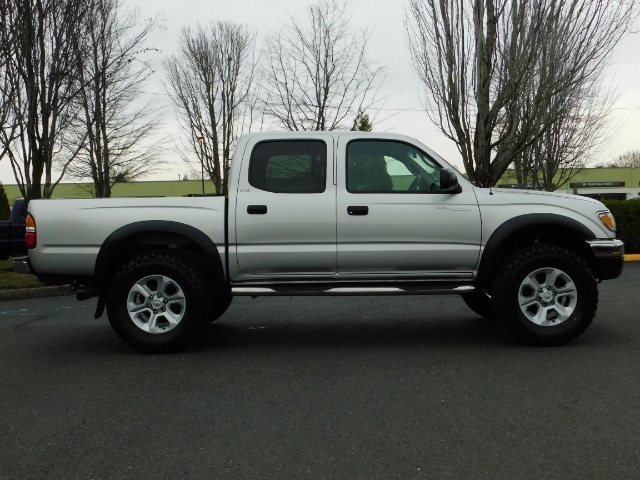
[0,259,44,290]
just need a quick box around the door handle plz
[347,206,368,216]
[247,205,267,215]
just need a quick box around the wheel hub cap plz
[541,292,553,302]
[518,267,578,326]
[126,275,186,334]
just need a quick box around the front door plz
[336,136,481,277]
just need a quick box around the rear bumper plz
[12,255,87,286]
[12,256,33,275]
[587,239,625,280]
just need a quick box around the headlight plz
[597,211,616,232]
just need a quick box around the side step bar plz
[232,283,475,297]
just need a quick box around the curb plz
[0,285,74,301]
[624,254,640,262]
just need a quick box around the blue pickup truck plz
[0,198,27,260]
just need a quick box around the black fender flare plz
[477,213,596,281]
[92,220,226,318]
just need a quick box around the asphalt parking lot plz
[1,264,639,479]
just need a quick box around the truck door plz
[234,136,337,275]
[336,136,481,277]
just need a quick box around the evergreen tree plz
[351,110,373,132]
[0,183,11,220]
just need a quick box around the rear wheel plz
[106,251,209,353]
[207,289,232,323]
[491,244,598,346]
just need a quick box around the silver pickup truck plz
[14,131,624,352]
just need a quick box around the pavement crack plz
[10,315,48,332]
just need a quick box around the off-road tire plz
[491,244,598,346]
[462,290,494,319]
[207,289,233,323]
[106,251,209,353]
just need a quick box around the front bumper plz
[586,239,625,280]
[12,256,33,275]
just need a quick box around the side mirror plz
[439,168,462,194]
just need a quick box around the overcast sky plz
[1,0,639,185]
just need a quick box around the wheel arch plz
[95,220,225,284]
[477,214,597,285]
[92,221,226,318]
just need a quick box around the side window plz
[249,140,327,193]
[347,140,442,193]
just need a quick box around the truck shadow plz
[192,314,515,352]
[186,294,613,352]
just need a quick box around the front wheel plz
[106,252,210,353]
[491,244,598,346]
[462,290,494,319]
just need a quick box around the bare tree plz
[262,0,385,131]
[66,0,163,198]
[513,76,614,191]
[163,22,257,195]
[0,52,17,167]
[0,0,92,200]
[608,150,640,168]
[406,0,638,187]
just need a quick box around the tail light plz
[25,214,36,249]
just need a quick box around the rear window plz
[249,140,327,193]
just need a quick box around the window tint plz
[347,140,442,193]
[249,140,327,193]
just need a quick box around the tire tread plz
[106,252,209,353]
[491,244,598,346]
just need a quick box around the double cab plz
[14,132,624,352]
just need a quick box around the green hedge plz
[603,200,640,254]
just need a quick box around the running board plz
[231,283,475,297]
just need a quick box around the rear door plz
[234,135,337,275]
